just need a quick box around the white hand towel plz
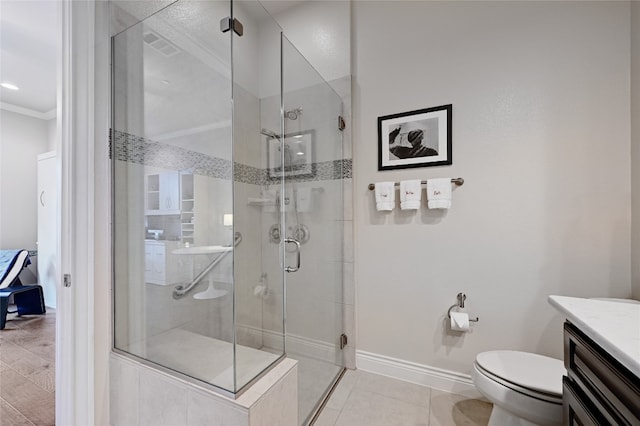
[296,187,313,213]
[374,181,395,211]
[426,178,452,209]
[400,180,422,210]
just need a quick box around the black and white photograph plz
[378,104,452,170]
[268,130,314,177]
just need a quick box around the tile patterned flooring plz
[0,308,55,426]
[314,369,493,426]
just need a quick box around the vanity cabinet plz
[144,240,183,285]
[563,322,640,425]
[146,171,180,215]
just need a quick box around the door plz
[37,151,57,308]
[281,34,346,424]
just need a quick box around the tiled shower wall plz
[110,353,298,426]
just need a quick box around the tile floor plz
[0,308,55,426]
[0,306,490,426]
[313,369,492,426]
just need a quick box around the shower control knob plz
[269,224,281,243]
[293,224,310,244]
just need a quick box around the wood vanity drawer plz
[562,376,604,426]
[564,322,640,425]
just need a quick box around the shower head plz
[285,108,302,120]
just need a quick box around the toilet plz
[472,350,565,426]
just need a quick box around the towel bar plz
[368,178,463,191]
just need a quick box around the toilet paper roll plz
[450,311,470,332]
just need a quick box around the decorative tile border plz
[111,130,352,184]
[112,130,232,180]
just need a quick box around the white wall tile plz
[249,367,298,426]
[187,389,248,426]
[343,262,354,306]
[139,369,188,426]
[342,221,353,263]
[109,356,139,426]
[343,178,353,221]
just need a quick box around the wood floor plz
[0,308,55,426]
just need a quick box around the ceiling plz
[0,0,306,118]
[0,0,58,115]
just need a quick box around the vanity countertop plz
[172,245,232,255]
[548,295,640,378]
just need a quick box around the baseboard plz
[237,324,338,364]
[285,333,338,364]
[356,350,482,399]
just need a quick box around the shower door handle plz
[283,238,301,273]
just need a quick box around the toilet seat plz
[474,362,562,404]
[472,352,565,426]
[475,351,564,402]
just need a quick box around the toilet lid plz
[476,351,565,396]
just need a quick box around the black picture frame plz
[378,104,452,171]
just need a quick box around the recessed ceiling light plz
[1,82,19,90]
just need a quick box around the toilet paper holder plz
[447,293,479,322]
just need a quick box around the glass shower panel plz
[113,0,240,394]
[281,35,345,424]
[230,0,286,391]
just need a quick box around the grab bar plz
[172,232,242,299]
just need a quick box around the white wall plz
[263,0,350,84]
[0,109,50,250]
[47,117,57,152]
[632,2,640,299]
[353,1,631,374]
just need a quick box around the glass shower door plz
[112,0,286,396]
[281,35,345,424]
[229,0,287,392]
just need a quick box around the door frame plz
[57,1,111,424]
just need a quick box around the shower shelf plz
[247,198,276,206]
[247,187,324,207]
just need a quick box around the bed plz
[0,249,46,329]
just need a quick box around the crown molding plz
[0,102,56,120]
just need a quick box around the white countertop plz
[172,245,232,255]
[548,295,640,377]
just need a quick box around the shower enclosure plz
[111,0,345,423]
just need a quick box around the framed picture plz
[268,130,314,178]
[378,104,452,170]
